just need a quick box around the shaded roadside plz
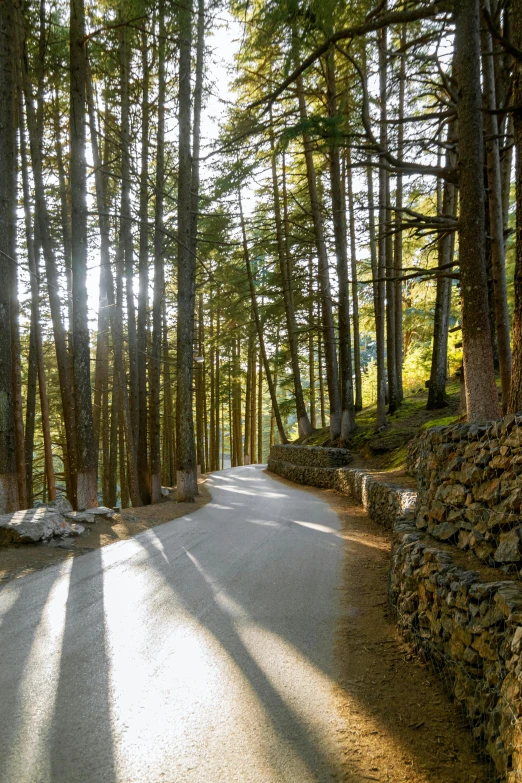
[0,478,210,584]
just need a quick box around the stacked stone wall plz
[391,520,522,781]
[268,439,522,780]
[269,444,352,468]
[409,417,522,569]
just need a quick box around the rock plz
[460,463,484,486]
[432,521,458,541]
[0,508,73,544]
[435,482,467,506]
[494,529,522,563]
[83,506,115,519]
[474,478,501,504]
[428,501,447,523]
[68,523,86,536]
[45,495,74,514]
[511,626,522,654]
[494,583,522,617]
[161,487,170,497]
[47,537,76,549]
[64,511,96,525]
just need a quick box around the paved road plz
[0,466,346,783]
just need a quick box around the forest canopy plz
[0,0,520,513]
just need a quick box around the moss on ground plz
[296,379,461,471]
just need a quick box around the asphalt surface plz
[0,465,346,783]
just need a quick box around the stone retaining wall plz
[267,452,415,529]
[269,443,352,468]
[409,418,522,569]
[391,521,522,781]
[268,440,522,780]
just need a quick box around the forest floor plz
[311,481,491,783]
[301,379,462,487]
[0,478,211,584]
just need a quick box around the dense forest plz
[0,0,520,513]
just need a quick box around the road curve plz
[0,465,346,783]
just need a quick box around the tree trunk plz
[250,338,256,463]
[258,351,263,463]
[318,329,327,428]
[11,257,27,509]
[239,189,288,444]
[196,295,205,472]
[137,28,151,503]
[52,89,73,338]
[25,322,37,508]
[394,30,406,404]
[232,338,243,466]
[20,103,56,504]
[427,123,457,410]
[379,26,399,415]
[346,148,362,412]
[481,0,512,412]
[117,17,139,458]
[162,302,175,485]
[308,257,317,428]
[176,0,197,501]
[326,51,355,440]
[214,310,221,470]
[150,1,166,503]
[454,0,500,421]
[508,0,522,413]
[21,27,78,507]
[244,331,253,464]
[268,114,312,438]
[367,156,387,428]
[296,74,341,440]
[108,366,119,508]
[70,0,98,507]
[270,326,280,447]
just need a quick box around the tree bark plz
[308,257,317,428]
[427,123,457,410]
[379,26,399,415]
[367,156,387,429]
[162,302,175,485]
[481,0,512,412]
[326,51,355,440]
[196,295,205,473]
[394,30,406,404]
[258,351,263,463]
[137,28,151,503]
[454,0,501,421]
[244,332,253,464]
[119,15,139,452]
[70,0,98,508]
[87,74,141,507]
[20,101,56,504]
[25,322,37,508]
[20,23,78,507]
[176,0,198,501]
[268,114,312,438]
[346,148,362,412]
[296,74,341,440]
[508,0,522,413]
[11,254,27,509]
[150,1,166,503]
[239,189,288,444]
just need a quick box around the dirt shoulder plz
[269,473,490,783]
[0,478,210,584]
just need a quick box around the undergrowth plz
[297,379,461,471]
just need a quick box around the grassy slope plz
[298,379,461,472]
